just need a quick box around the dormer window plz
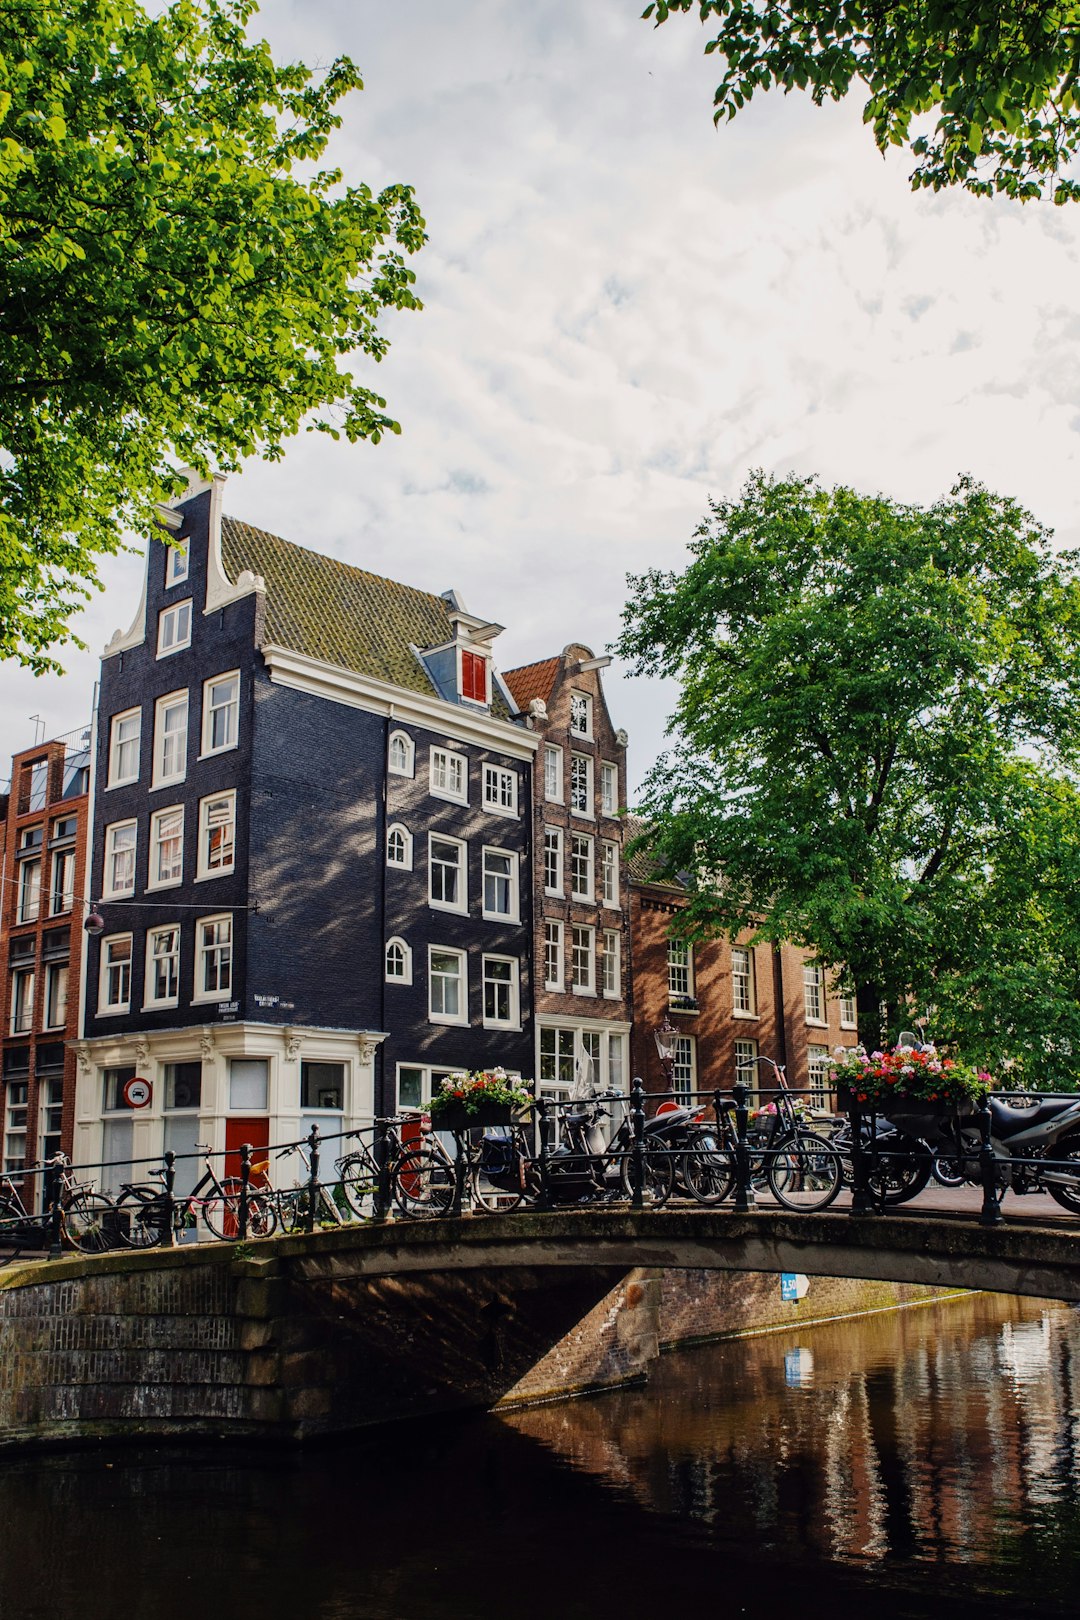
[570,691,592,738]
[460,648,488,705]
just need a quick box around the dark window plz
[8,937,35,965]
[301,1061,344,1111]
[2,1048,30,1078]
[102,1065,137,1112]
[50,816,78,844]
[41,929,68,960]
[165,1062,201,1110]
[36,1044,65,1074]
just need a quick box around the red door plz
[225,1117,270,1186]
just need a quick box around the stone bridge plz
[1,1206,1078,1451]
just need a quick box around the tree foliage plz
[644,1,1080,204]
[0,0,425,671]
[616,471,1080,1078]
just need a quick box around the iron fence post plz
[732,1082,751,1212]
[239,1143,251,1242]
[161,1149,177,1247]
[46,1159,63,1260]
[535,1098,552,1211]
[373,1117,391,1221]
[306,1124,320,1233]
[451,1128,466,1218]
[978,1097,1004,1227]
[849,1101,874,1216]
[630,1077,646,1210]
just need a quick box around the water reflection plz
[0,1292,1077,1619]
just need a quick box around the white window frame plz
[839,989,858,1029]
[601,840,620,907]
[482,763,517,817]
[543,921,564,991]
[482,846,518,922]
[808,1044,832,1106]
[103,819,137,899]
[201,671,240,757]
[385,937,413,985]
[193,914,232,1003]
[569,690,592,739]
[570,833,594,903]
[602,929,621,999]
[165,538,190,588]
[388,730,414,777]
[668,938,694,999]
[49,846,75,917]
[144,924,180,1009]
[99,935,132,1015]
[196,791,236,881]
[569,752,593,818]
[543,744,563,803]
[429,746,468,806]
[386,823,413,870]
[152,690,188,789]
[571,924,595,995]
[600,761,618,817]
[428,945,467,1026]
[10,967,35,1034]
[804,962,826,1025]
[148,805,184,891]
[17,858,41,924]
[429,833,467,914]
[543,827,563,896]
[157,598,192,657]
[673,1034,696,1103]
[734,1037,759,1099]
[107,708,141,789]
[732,945,756,1016]
[482,954,519,1029]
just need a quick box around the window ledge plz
[429,787,468,808]
[732,1007,758,1020]
[669,998,699,1016]
[429,900,469,916]
[482,1021,522,1033]
[483,803,518,820]
[428,1014,468,1028]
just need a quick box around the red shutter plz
[461,650,487,703]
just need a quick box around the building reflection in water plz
[505,1291,1080,1581]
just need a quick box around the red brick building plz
[0,729,91,1196]
[504,646,631,1103]
[629,847,858,1105]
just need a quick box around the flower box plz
[430,1101,515,1132]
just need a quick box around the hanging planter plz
[427,1069,533,1132]
[831,1046,991,1117]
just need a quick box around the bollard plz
[373,1117,391,1221]
[732,1082,752,1212]
[238,1143,251,1242]
[978,1098,1004,1227]
[848,1101,876,1217]
[161,1149,177,1247]
[46,1159,63,1260]
[535,1098,553,1211]
[306,1123,321,1233]
[630,1077,646,1209]
[451,1127,466,1218]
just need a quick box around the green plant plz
[830,1044,991,1109]
[427,1069,532,1120]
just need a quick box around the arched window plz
[385,938,412,984]
[386,824,413,869]
[388,730,414,777]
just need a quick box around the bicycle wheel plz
[867,1148,932,1206]
[64,1191,116,1253]
[618,1146,675,1208]
[338,1151,377,1220]
[275,1188,306,1235]
[392,1149,455,1219]
[115,1188,170,1248]
[767,1132,843,1212]
[682,1145,736,1206]
[932,1153,967,1188]
[245,1193,277,1239]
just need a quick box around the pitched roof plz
[502,657,560,712]
[221,517,508,710]
[623,814,687,892]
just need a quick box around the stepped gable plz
[221,517,511,716]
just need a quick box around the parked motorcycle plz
[543,1088,699,1206]
[830,1113,933,1206]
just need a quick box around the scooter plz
[544,1088,699,1206]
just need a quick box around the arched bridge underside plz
[1,1209,1078,1451]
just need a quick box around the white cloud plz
[4,0,1079,795]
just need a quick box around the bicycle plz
[272,1142,347,1233]
[336,1116,426,1219]
[0,1157,116,1254]
[682,1059,843,1211]
[115,1146,276,1246]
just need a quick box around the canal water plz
[1,1290,1079,1619]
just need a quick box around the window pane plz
[229,1058,267,1110]
[301,1061,344,1110]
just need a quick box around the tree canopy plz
[0,0,425,671]
[643,1,1080,204]
[616,471,1080,1079]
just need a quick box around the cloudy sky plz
[5,1,1080,792]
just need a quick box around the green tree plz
[643,1,1080,204]
[0,0,425,672]
[616,471,1080,1076]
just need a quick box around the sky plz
[5,1,1080,793]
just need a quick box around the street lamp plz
[84,904,105,937]
[653,1016,677,1089]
